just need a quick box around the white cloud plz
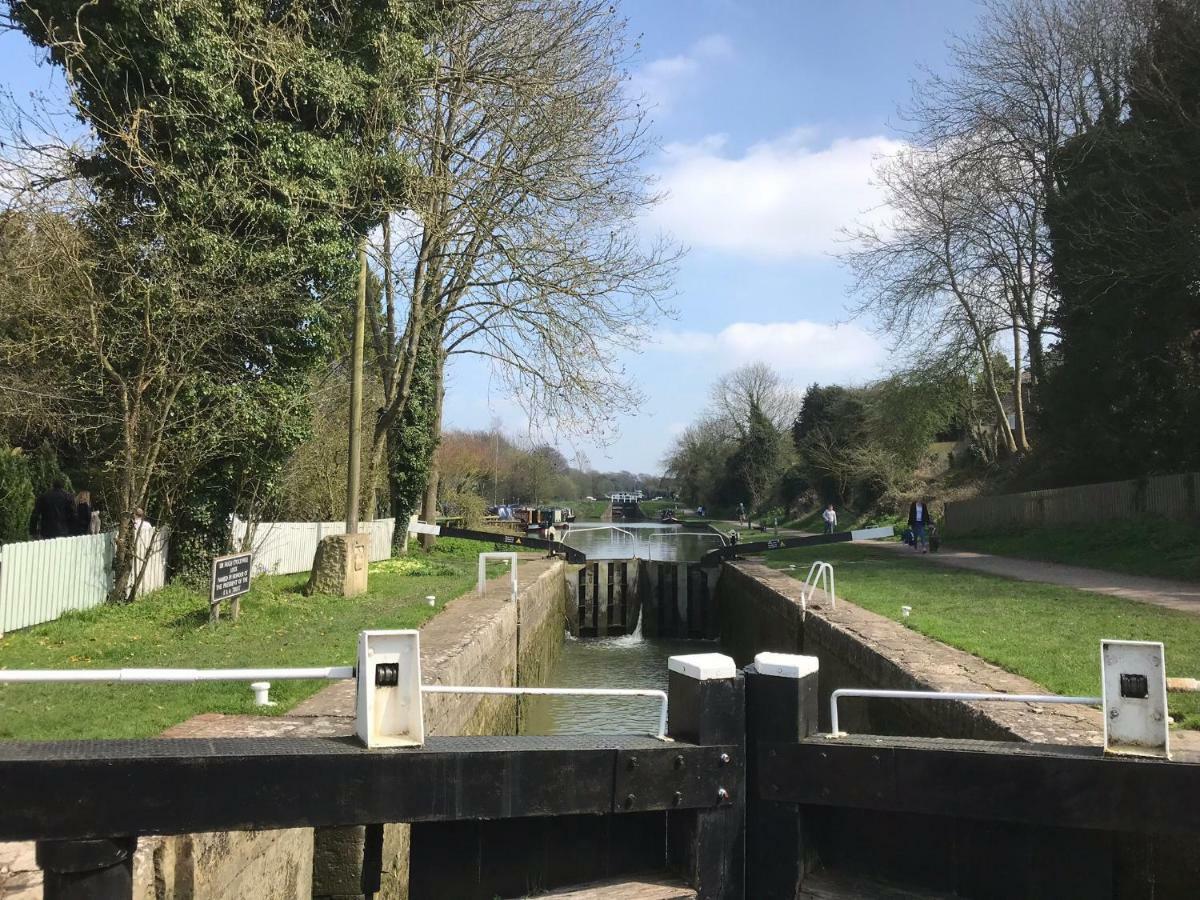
[628,34,733,111]
[649,129,905,260]
[657,320,883,377]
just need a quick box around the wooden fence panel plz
[944,472,1200,534]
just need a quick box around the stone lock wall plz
[716,560,1102,744]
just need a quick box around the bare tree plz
[844,142,1020,454]
[709,363,801,437]
[366,0,680,521]
[902,0,1150,396]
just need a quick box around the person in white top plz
[822,504,837,535]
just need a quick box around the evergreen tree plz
[1044,0,1200,481]
[724,404,781,513]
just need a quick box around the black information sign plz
[211,552,253,604]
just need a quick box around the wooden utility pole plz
[345,237,368,534]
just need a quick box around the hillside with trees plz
[665,0,1200,526]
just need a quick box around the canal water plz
[521,521,723,736]
[558,521,724,562]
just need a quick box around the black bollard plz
[37,837,136,900]
[665,653,745,900]
[744,652,820,899]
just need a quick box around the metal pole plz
[345,236,368,535]
[830,688,1102,736]
[0,666,355,684]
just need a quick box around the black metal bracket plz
[614,747,741,813]
[700,531,853,565]
[438,526,587,563]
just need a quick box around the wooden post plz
[666,653,745,900]
[37,837,135,900]
[345,237,367,535]
[744,652,820,899]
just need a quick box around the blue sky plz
[446,0,985,474]
[0,1,984,474]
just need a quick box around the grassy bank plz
[0,538,518,741]
[781,507,904,534]
[761,543,1200,730]
[950,519,1200,583]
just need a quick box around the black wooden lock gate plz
[4,661,1200,899]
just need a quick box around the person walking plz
[822,503,837,535]
[908,499,932,553]
[29,478,76,539]
[72,489,96,536]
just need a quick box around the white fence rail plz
[231,517,395,577]
[0,526,169,634]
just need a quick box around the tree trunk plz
[345,238,368,535]
[979,342,1019,455]
[419,352,446,550]
[1012,320,1031,452]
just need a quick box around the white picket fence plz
[230,517,395,577]
[0,526,170,634]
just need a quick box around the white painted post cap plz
[753,652,819,679]
[668,653,737,681]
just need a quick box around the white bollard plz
[250,681,273,706]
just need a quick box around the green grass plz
[951,519,1200,583]
[760,543,1200,731]
[555,499,607,520]
[0,538,518,741]
[781,507,903,534]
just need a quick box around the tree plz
[1043,0,1200,480]
[0,444,34,543]
[368,0,678,523]
[663,419,736,509]
[792,385,869,505]
[3,0,431,595]
[904,0,1149,407]
[844,142,1021,455]
[723,405,781,513]
[710,363,801,437]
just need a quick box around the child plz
[822,504,837,534]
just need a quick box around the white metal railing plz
[645,531,726,561]
[421,685,669,739]
[0,666,355,684]
[563,525,637,543]
[800,561,835,610]
[0,666,669,738]
[477,552,518,600]
[829,688,1102,736]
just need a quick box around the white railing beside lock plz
[800,561,835,610]
[0,666,669,739]
[477,552,519,601]
[829,688,1102,737]
[0,666,356,684]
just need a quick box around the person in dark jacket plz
[29,478,76,539]
[907,499,932,553]
[73,489,95,536]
